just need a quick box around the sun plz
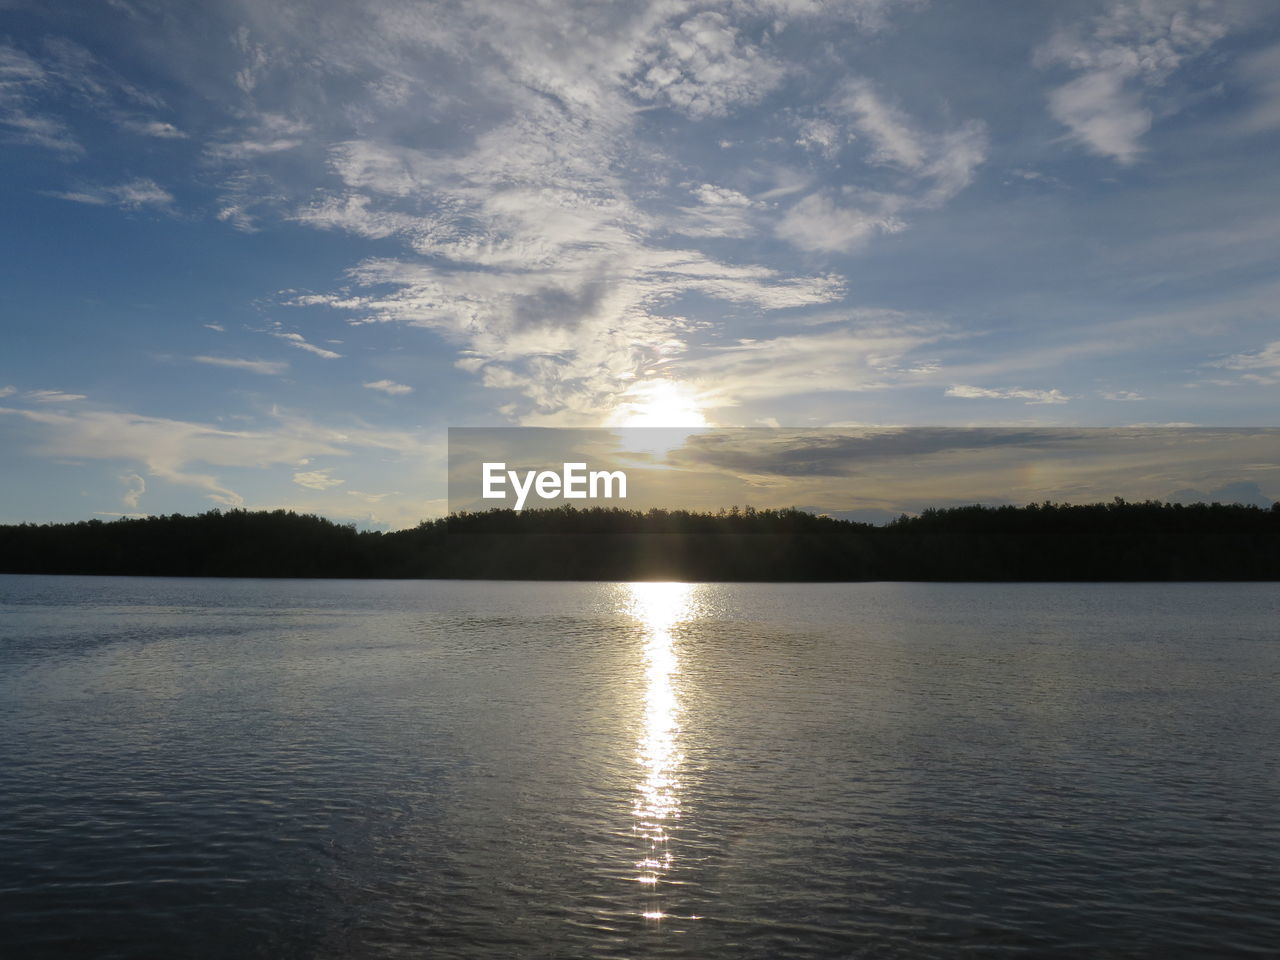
[613,380,709,429]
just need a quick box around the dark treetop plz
[2,500,1278,581]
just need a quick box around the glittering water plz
[2,575,1279,958]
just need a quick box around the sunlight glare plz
[623,581,695,922]
[613,380,709,429]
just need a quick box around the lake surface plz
[1,576,1278,958]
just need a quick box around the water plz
[1,576,1278,958]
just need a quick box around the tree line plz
[0,499,1277,581]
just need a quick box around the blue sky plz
[2,0,1279,527]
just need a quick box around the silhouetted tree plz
[0,500,1276,581]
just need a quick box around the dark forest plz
[2,500,1278,581]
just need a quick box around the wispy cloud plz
[0,42,81,153]
[686,322,950,411]
[25,389,87,403]
[206,113,308,161]
[50,178,174,210]
[122,119,186,139]
[292,468,343,490]
[0,403,434,508]
[776,78,986,252]
[363,379,412,395]
[121,472,145,508]
[0,36,183,154]
[1034,0,1238,163]
[630,11,785,118]
[1209,340,1280,385]
[272,332,341,359]
[193,356,288,375]
[212,1,948,422]
[946,385,1072,405]
[1235,42,1280,132]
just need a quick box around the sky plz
[2,0,1278,528]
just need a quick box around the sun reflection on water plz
[623,581,695,922]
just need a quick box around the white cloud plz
[1,36,183,154]
[193,356,289,375]
[363,379,413,395]
[1047,70,1151,165]
[777,192,905,252]
[346,489,393,503]
[683,321,950,411]
[0,403,434,509]
[946,385,1072,405]
[203,323,226,332]
[0,42,80,153]
[25,389,87,402]
[1035,0,1236,163]
[292,469,343,490]
[1210,340,1280,384]
[123,119,186,139]
[0,385,16,398]
[837,79,926,169]
[1216,340,1280,370]
[1102,390,1143,401]
[774,79,986,253]
[50,178,174,210]
[794,117,845,158]
[207,113,308,161]
[629,11,785,118]
[121,472,145,508]
[175,1,930,420]
[272,332,342,359]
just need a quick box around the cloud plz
[682,320,949,410]
[1235,42,1280,132]
[946,384,1072,405]
[0,385,16,398]
[193,356,289,375]
[25,389,87,402]
[0,403,433,508]
[794,116,846,159]
[206,113,309,161]
[1101,390,1143,401]
[672,427,1088,478]
[1046,70,1151,165]
[1168,480,1274,509]
[197,1,939,423]
[838,78,926,169]
[292,468,343,490]
[122,119,186,139]
[203,323,226,332]
[1209,340,1280,385]
[775,79,986,252]
[1035,0,1236,163]
[272,332,341,359]
[346,489,394,503]
[50,178,174,210]
[363,379,412,395]
[0,36,183,154]
[630,11,785,118]
[0,42,80,152]
[776,192,905,252]
[1214,340,1280,370]
[121,472,145,508]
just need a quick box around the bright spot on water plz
[623,581,696,922]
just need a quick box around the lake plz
[1,575,1278,958]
